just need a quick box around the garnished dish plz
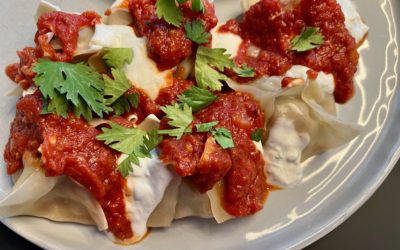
[0,0,369,245]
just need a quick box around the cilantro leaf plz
[97,123,162,177]
[103,48,133,69]
[33,59,111,118]
[159,103,193,139]
[96,122,147,155]
[118,154,140,177]
[291,27,325,52]
[211,127,234,149]
[111,97,131,116]
[197,46,234,71]
[195,46,234,91]
[184,20,210,44]
[142,130,163,155]
[178,86,217,112]
[233,64,256,78]
[127,93,139,108]
[250,128,264,142]
[47,91,69,118]
[191,0,204,13]
[116,130,162,177]
[74,96,93,121]
[111,93,139,116]
[103,68,132,104]
[156,0,183,27]
[196,121,218,132]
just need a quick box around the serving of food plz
[0,0,398,248]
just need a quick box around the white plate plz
[0,0,399,249]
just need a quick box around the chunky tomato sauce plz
[129,0,217,69]
[6,11,100,90]
[160,92,269,216]
[221,0,359,103]
[36,11,100,62]
[4,93,133,240]
[155,79,193,107]
[5,47,43,90]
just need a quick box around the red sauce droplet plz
[307,69,319,80]
[281,77,296,88]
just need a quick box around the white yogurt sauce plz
[123,151,173,239]
[265,117,310,187]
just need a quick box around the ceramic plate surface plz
[0,0,399,249]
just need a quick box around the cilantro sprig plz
[211,127,234,149]
[111,93,139,116]
[290,27,325,52]
[158,103,193,139]
[233,64,255,78]
[103,48,133,69]
[156,0,205,27]
[103,68,132,104]
[185,20,210,44]
[33,59,112,119]
[194,46,256,91]
[156,0,183,27]
[96,123,162,177]
[33,47,136,121]
[250,128,264,142]
[157,99,234,149]
[195,121,218,132]
[178,86,217,112]
[195,46,233,91]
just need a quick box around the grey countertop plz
[1,164,399,250]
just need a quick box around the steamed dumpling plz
[229,66,361,187]
[0,152,108,230]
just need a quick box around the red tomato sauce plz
[129,0,217,69]
[6,11,100,90]
[36,11,100,62]
[221,0,359,103]
[155,79,193,107]
[5,47,43,90]
[160,92,269,216]
[4,93,133,240]
[118,79,193,123]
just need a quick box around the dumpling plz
[0,115,174,244]
[229,66,361,187]
[0,152,108,230]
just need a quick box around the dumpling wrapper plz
[0,115,175,244]
[229,65,362,187]
[0,152,108,230]
[105,0,133,26]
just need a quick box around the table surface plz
[1,164,399,250]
